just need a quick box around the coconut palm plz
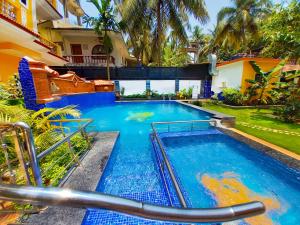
[215,0,272,50]
[84,0,120,80]
[118,0,208,66]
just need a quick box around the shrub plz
[222,88,245,106]
[192,101,203,107]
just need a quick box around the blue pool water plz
[50,96,300,225]
[81,101,211,224]
[161,131,300,225]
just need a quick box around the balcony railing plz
[38,35,61,56]
[0,0,17,21]
[64,55,116,66]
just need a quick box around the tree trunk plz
[258,86,266,104]
[157,0,162,66]
[105,30,110,80]
[107,54,110,80]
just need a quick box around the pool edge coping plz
[219,127,300,170]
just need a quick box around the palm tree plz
[192,25,204,42]
[118,0,208,66]
[84,0,120,80]
[215,0,272,50]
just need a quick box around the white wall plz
[211,61,243,94]
[119,81,145,95]
[151,80,175,94]
[118,80,202,96]
[180,80,201,95]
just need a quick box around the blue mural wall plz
[18,58,45,111]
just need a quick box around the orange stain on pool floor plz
[200,172,281,225]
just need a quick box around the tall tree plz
[84,0,119,80]
[215,0,272,50]
[118,0,208,66]
[191,25,204,42]
[260,0,300,62]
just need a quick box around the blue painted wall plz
[46,92,116,109]
[18,58,45,111]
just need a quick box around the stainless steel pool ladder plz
[0,121,266,223]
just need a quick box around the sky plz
[65,0,286,36]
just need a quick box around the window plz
[92,45,106,55]
[20,0,28,7]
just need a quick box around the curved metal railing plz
[0,184,265,223]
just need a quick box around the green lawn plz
[203,104,300,155]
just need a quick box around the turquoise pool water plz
[73,100,300,224]
[81,101,211,224]
[161,132,300,225]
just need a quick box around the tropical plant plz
[118,0,209,65]
[273,81,300,122]
[84,0,120,80]
[0,102,81,150]
[222,88,245,106]
[215,0,272,50]
[177,87,193,99]
[260,0,300,61]
[162,42,190,66]
[245,60,285,104]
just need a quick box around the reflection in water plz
[125,112,154,122]
[198,172,283,225]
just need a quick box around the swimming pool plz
[81,101,212,224]
[159,130,300,225]
[48,96,299,224]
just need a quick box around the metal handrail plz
[0,122,43,186]
[151,126,187,208]
[38,119,93,160]
[151,120,217,207]
[0,119,93,187]
[152,119,217,133]
[0,184,265,223]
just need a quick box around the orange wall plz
[0,54,20,83]
[241,59,281,94]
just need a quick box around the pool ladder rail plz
[0,121,266,223]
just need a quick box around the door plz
[70,44,83,63]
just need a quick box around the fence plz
[51,64,210,81]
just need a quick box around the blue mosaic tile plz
[18,58,45,111]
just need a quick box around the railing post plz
[16,122,43,187]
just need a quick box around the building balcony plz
[36,0,62,21]
[64,55,116,66]
[0,0,18,22]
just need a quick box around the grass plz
[202,104,300,155]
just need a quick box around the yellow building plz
[211,57,281,94]
[0,0,68,82]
